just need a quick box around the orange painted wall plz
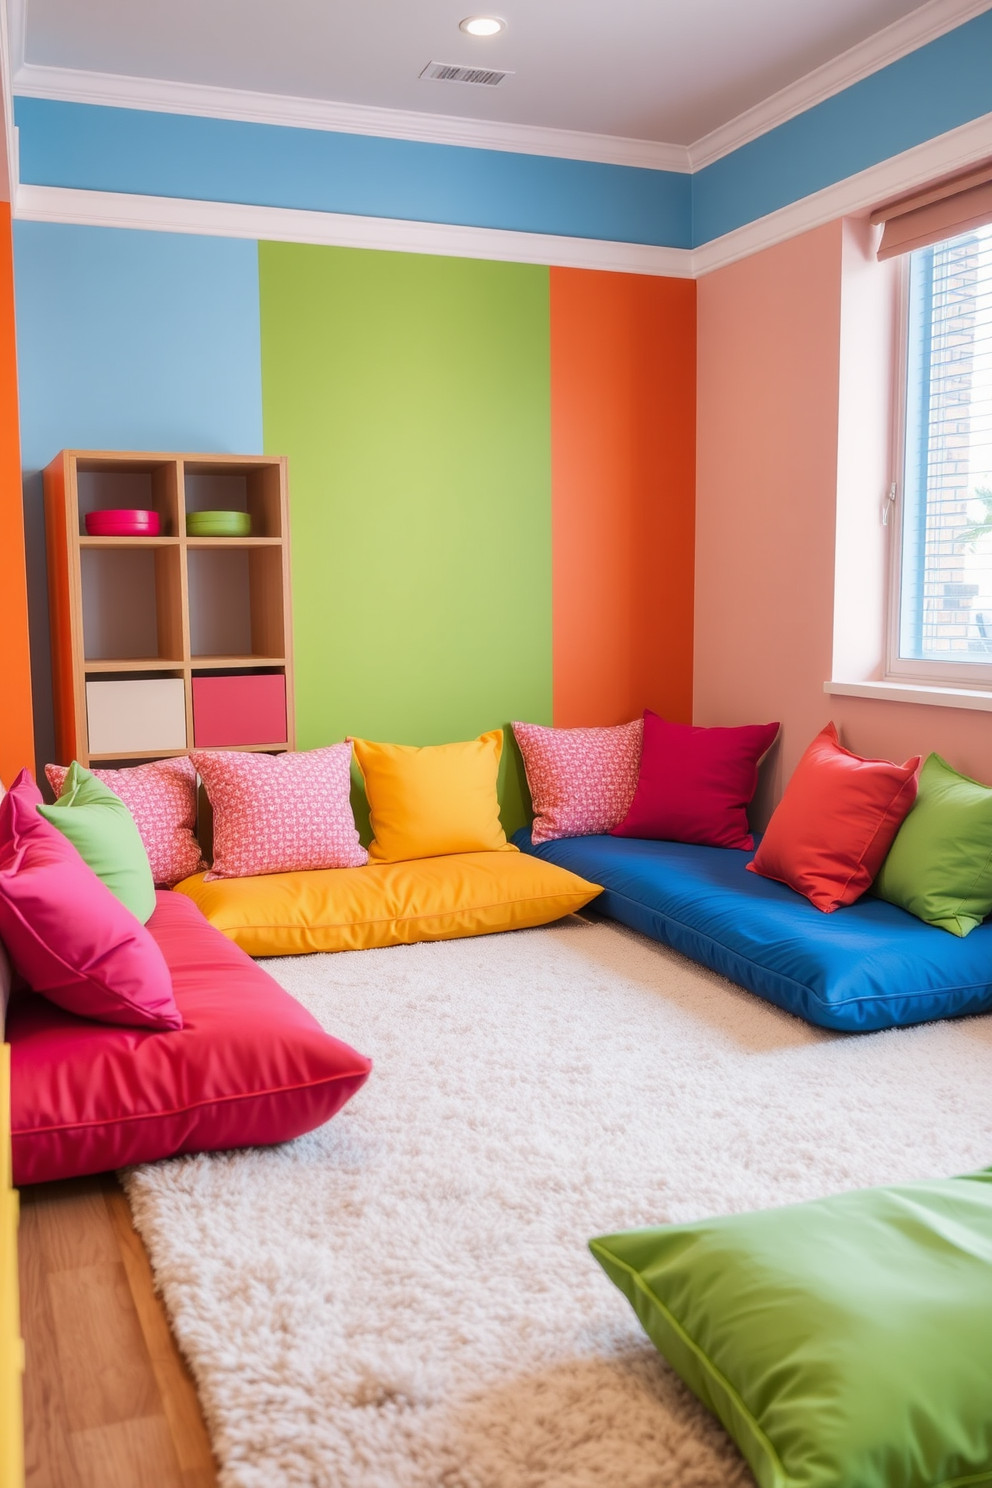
[550,267,695,727]
[0,201,33,788]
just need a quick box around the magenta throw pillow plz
[46,756,204,887]
[0,771,182,1029]
[611,712,780,850]
[192,744,368,880]
[513,719,643,844]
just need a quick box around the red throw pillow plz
[748,724,920,912]
[611,712,780,850]
[0,770,182,1029]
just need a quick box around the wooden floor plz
[18,1173,217,1488]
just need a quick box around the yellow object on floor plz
[174,850,601,957]
[350,731,511,862]
[0,1039,24,1488]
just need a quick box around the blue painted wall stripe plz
[12,8,992,252]
[14,220,264,772]
[14,98,692,249]
[692,7,992,245]
[14,222,263,468]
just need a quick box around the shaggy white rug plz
[124,919,992,1488]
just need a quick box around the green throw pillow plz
[38,761,156,923]
[591,1173,992,1488]
[874,751,992,935]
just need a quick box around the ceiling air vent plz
[420,61,512,86]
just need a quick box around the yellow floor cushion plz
[173,849,601,957]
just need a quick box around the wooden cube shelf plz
[44,451,296,767]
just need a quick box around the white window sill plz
[824,679,992,712]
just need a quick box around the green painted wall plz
[259,243,553,838]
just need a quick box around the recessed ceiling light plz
[459,16,505,37]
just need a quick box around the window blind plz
[872,161,992,261]
[897,226,992,663]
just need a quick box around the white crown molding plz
[9,59,691,172]
[13,183,695,277]
[689,0,992,169]
[692,107,992,275]
[16,105,992,281]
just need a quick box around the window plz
[890,224,992,683]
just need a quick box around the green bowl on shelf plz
[186,510,252,537]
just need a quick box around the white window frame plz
[885,238,992,691]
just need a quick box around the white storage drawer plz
[85,678,187,756]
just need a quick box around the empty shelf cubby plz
[80,545,184,664]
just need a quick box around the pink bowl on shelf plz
[85,508,162,537]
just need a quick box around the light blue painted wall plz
[692,7,992,244]
[14,220,263,771]
[14,99,693,249]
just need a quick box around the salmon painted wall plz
[550,267,695,728]
[695,218,992,821]
[695,221,843,820]
[0,202,33,787]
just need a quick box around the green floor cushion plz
[591,1173,992,1488]
[875,753,992,936]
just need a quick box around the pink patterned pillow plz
[46,756,204,887]
[191,745,368,880]
[512,719,643,844]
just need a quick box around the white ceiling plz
[18,0,945,146]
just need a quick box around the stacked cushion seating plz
[515,828,992,1031]
[7,891,371,1185]
[174,850,600,957]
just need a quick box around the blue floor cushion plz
[591,1171,992,1488]
[514,829,992,1032]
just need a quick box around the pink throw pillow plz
[192,745,368,880]
[46,756,204,887]
[611,712,780,850]
[513,719,643,844]
[0,771,181,1030]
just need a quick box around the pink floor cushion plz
[7,890,372,1185]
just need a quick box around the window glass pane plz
[900,225,992,662]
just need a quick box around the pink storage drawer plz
[192,674,287,747]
